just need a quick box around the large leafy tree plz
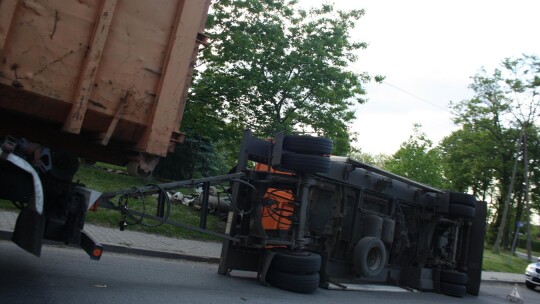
[445,54,540,250]
[184,0,382,156]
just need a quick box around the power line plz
[383,81,451,113]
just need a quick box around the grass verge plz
[482,248,531,273]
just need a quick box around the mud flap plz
[12,207,45,257]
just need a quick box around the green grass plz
[482,248,531,273]
[78,164,226,240]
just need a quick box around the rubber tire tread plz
[353,237,387,278]
[449,192,476,207]
[449,204,475,219]
[271,251,322,274]
[440,270,468,285]
[266,270,320,293]
[526,280,536,290]
[280,153,331,174]
[440,282,466,297]
[283,135,333,155]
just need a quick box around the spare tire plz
[353,237,387,278]
[283,135,333,155]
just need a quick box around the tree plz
[383,124,444,188]
[349,150,390,168]
[446,54,540,252]
[184,0,383,156]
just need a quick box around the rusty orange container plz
[0,0,210,172]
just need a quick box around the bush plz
[154,136,228,180]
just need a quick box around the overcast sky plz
[298,0,540,155]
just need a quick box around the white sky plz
[299,0,540,155]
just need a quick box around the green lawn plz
[482,248,531,273]
[78,163,227,240]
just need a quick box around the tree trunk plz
[492,134,522,254]
[523,133,532,262]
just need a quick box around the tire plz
[280,153,331,174]
[448,204,475,219]
[440,270,468,285]
[526,280,536,290]
[449,192,476,207]
[440,282,466,297]
[247,138,272,163]
[271,250,322,274]
[266,269,319,293]
[353,237,387,278]
[283,135,333,155]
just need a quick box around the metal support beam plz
[199,182,210,229]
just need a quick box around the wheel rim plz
[367,247,382,271]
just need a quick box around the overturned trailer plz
[214,131,487,297]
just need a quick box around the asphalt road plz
[0,241,538,304]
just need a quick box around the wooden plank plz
[136,0,211,156]
[63,0,117,134]
[0,0,19,55]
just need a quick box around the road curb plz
[0,229,220,264]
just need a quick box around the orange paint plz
[255,163,294,231]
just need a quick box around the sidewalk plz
[0,209,524,284]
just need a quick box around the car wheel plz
[526,280,536,290]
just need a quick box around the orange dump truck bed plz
[0,0,210,172]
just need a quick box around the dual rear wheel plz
[266,250,322,293]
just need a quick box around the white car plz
[525,260,540,289]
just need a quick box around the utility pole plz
[523,132,532,262]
